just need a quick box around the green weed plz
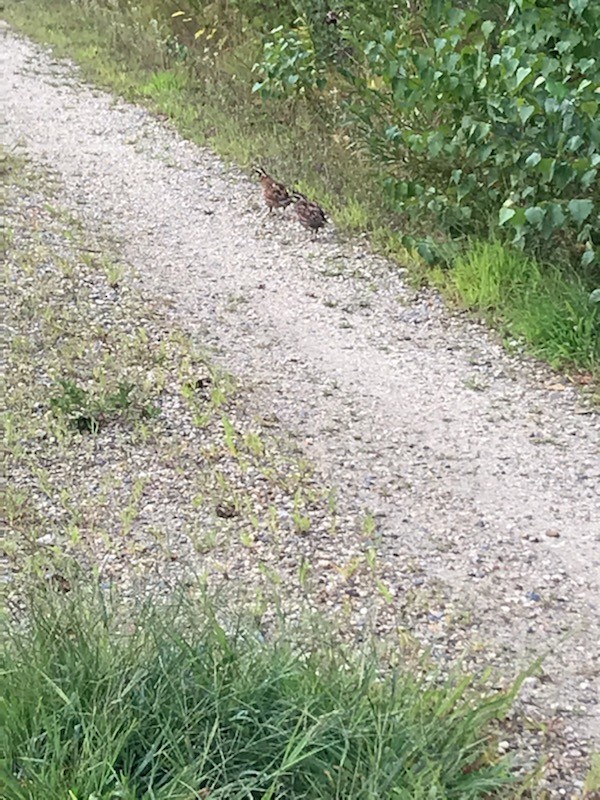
[50,378,159,433]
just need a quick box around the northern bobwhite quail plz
[254,166,292,213]
[291,192,327,236]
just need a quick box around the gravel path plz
[2,26,599,791]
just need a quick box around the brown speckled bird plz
[254,166,292,213]
[291,192,327,236]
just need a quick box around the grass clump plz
[1,585,519,799]
[451,242,600,370]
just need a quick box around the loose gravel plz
[2,25,599,796]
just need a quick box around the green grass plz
[0,584,521,799]
[4,0,598,378]
[452,242,600,370]
[584,753,600,795]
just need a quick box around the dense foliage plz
[251,0,599,269]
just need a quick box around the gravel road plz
[2,25,599,792]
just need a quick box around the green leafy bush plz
[252,21,325,99]
[253,0,599,269]
[344,0,599,263]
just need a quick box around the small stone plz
[36,533,57,546]
[545,529,560,538]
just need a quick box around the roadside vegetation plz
[1,152,528,798]
[2,586,520,799]
[4,0,599,377]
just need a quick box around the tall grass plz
[452,242,599,369]
[1,586,520,799]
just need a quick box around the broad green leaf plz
[576,59,595,75]
[525,206,545,226]
[589,288,600,304]
[568,199,594,225]
[481,21,495,39]
[504,57,519,77]
[541,202,565,239]
[518,104,535,125]
[475,122,491,140]
[447,7,465,27]
[556,39,575,54]
[569,0,589,15]
[541,58,560,77]
[417,241,437,265]
[573,157,591,174]
[582,251,596,268]
[428,132,444,157]
[510,207,527,227]
[515,67,532,89]
[499,207,516,226]
[525,151,541,167]
[546,80,569,100]
[475,143,493,163]
[581,169,597,189]
[566,135,583,152]
[581,100,599,117]
[545,203,566,229]
[538,158,556,183]
[457,178,475,202]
